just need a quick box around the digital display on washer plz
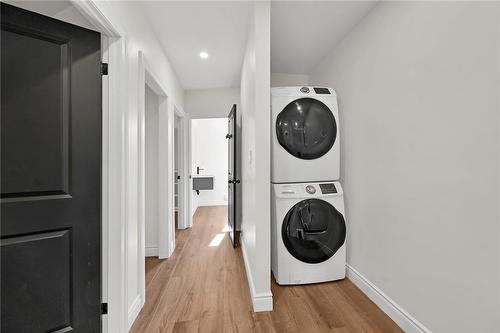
[313,87,331,94]
[319,183,337,194]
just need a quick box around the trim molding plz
[138,51,174,263]
[68,3,128,333]
[240,235,273,312]
[71,0,122,36]
[346,264,432,333]
[145,246,158,257]
[127,295,144,331]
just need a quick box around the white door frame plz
[138,51,174,268]
[70,2,127,332]
[186,118,194,228]
[139,51,191,304]
[71,3,191,331]
[174,107,190,230]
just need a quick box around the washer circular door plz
[282,199,346,264]
[276,98,337,160]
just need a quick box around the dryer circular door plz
[282,199,346,264]
[276,98,337,160]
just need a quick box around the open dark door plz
[227,105,239,247]
[1,3,102,332]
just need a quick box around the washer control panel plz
[305,185,316,194]
[319,183,337,194]
[274,182,342,198]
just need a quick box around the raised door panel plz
[1,27,70,198]
[1,230,72,332]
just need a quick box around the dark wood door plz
[227,105,239,247]
[1,3,102,332]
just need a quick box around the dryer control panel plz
[313,87,331,94]
[319,183,337,194]
[271,86,336,98]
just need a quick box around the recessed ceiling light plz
[199,51,209,59]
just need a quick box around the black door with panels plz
[1,3,102,332]
[276,98,337,160]
[282,198,346,264]
[227,104,239,247]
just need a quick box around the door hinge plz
[101,302,108,315]
[101,63,109,76]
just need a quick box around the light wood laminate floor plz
[130,206,403,333]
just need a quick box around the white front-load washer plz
[271,181,346,285]
[271,87,340,184]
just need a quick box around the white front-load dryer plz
[271,181,346,285]
[271,87,340,183]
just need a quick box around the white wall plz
[185,87,240,119]
[310,2,500,332]
[88,1,185,327]
[145,85,159,255]
[271,73,309,87]
[191,118,229,213]
[239,2,272,312]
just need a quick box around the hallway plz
[130,206,402,333]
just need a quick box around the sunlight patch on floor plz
[209,233,226,247]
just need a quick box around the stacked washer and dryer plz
[271,86,347,285]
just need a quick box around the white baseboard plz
[240,235,273,312]
[127,295,144,331]
[346,264,432,333]
[145,246,158,257]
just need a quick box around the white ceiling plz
[7,1,376,89]
[142,1,253,90]
[271,1,377,74]
[143,1,375,89]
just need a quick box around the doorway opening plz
[190,118,229,213]
[174,117,180,229]
[138,52,177,312]
[189,115,239,247]
[139,51,189,311]
[144,83,161,258]
[174,112,187,231]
